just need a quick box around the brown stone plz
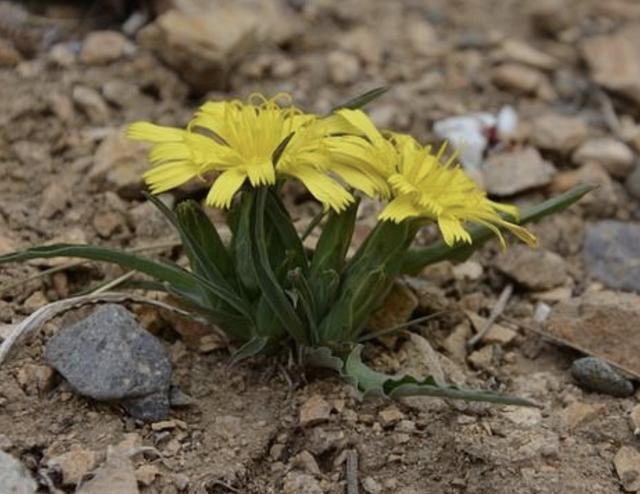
[581,24,640,107]
[442,321,472,363]
[80,31,134,65]
[614,446,640,492]
[134,464,160,486]
[572,138,635,178]
[530,113,588,153]
[483,147,556,196]
[558,402,604,430]
[378,406,405,427]
[466,312,517,346]
[495,245,567,291]
[47,448,97,485]
[630,405,640,436]
[16,364,56,395]
[497,39,559,70]
[368,281,419,333]
[545,291,640,378]
[300,395,331,427]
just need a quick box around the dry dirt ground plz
[1,0,640,492]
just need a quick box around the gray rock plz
[583,221,640,293]
[496,245,567,291]
[45,304,171,420]
[0,451,37,494]
[570,357,634,397]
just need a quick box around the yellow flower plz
[127,94,354,211]
[379,138,537,248]
[322,109,398,198]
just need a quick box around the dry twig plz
[467,283,513,350]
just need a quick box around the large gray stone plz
[0,451,37,494]
[45,304,171,420]
[583,221,640,293]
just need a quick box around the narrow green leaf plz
[332,87,389,112]
[288,267,318,344]
[146,194,254,319]
[310,199,358,277]
[0,244,200,297]
[345,346,536,406]
[231,192,260,294]
[400,184,595,274]
[251,188,308,344]
[229,336,269,366]
[265,190,308,274]
[175,200,237,285]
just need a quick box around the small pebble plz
[570,357,634,397]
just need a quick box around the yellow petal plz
[246,159,276,187]
[127,122,184,142]
[143,161,199,193]
[206,168,247,208]
[333,109,382,140]
[379,195,423,223]
[437,217,472,246]
[286,166,353,212]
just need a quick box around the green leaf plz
[0,244,200,297]
[265,190,308,275]
[231,192,260,294]
[344,346,536,406]
[145,194,254,319]
[310,200,358,277]
[251,188,309,344]
[400,184,595,274]
[332,87,389,112]
[174,200,237,286]
[288,267,318,344]
[229,336,269,366]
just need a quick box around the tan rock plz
[16,364,56,395]
[443,321,472,363]
[559,402,604,430]
[467,345,495,371]
[78,449,138,494]
[492,63,543,93]
[300,395,331,427]
[530,113,588,153]
[134,464,160,486]
[483,147,556,196]
[72,86,109,123]
[80,31,134,65]
[496,245,567,291]
[292,450,321,476]
[327,50,360,85]
[572,138,635,178]
[466,312,517,346]
[614,446,640,492]
[90,127,149,199]
[47,447,97,485]
[92,211,125,238]
[452,260,483,281]
[546,291,640,377]
[23,291,48,312]
[582,24,640,107]
[548,162,618,216]
[378,406,405,427]
[407,18,443,57]
[502,406,542,426]
[630,405,640,436]
[151,419,186,431]
[137,1,299,92]
[497,39,559,70]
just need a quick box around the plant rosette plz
[0,89,591,406]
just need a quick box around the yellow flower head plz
[127,94,354,212]
[322,109,398,199]
[379,138,537,248]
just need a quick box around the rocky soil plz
[1,0,640,492]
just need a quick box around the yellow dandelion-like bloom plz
[127,94,355,212]
[322,109,399,199]
[379,138,537,248]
